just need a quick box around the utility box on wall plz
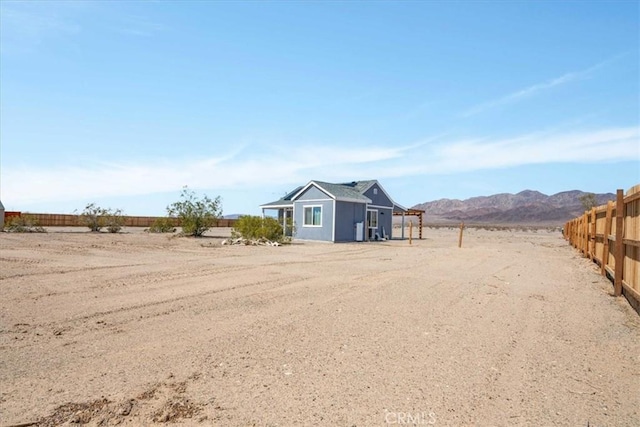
[355,222,364,242]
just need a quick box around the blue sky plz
[1,1,638,216]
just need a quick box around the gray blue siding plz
[293,200,334,241]
[296,185,331,201]
[377,207,393,239]
[363,183,393,208]
[334,201,366,242]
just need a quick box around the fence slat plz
[614,189,624,297]
[601,201,613,276]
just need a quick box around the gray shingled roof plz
[349,180,377,194]
[259,185,302,208]
[261,179,406,209]
[312,181,371,202]
[260,199,293,208]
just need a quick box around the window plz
[367,210,378,228]
[303,206,322,226]
[373,188,378,195]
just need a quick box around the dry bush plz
[4,215,46,233]
[78,203,124,233]
[147,217,177,233]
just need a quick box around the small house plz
[260,180,407,242]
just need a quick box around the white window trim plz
[303,205,323,227]
[367,209,379,229]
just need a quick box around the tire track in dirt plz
[4,273,314,346]
[0,263,149,281]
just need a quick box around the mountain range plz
[411,190,616,225]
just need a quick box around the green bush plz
[232,215,288,243]
[4,215,46,233]
[104,209,125,233]
[147,217,177,233]
[77,203,124,232]
[167,187,222,237]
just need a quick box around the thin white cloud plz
[1,143,407,206]
[0,3,81,52]
[2,127,637,208]
[0,3,165,55]
[432,127,637,171]
[379,126,639,178]
[461,57,619,117]
[111,15,166,37]
[306,127,639,180]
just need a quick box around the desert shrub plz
[579,193,597,211]
[4,215,46,233]
[232,215,288,243]
[147,217,177,233]
[78,203,124,232]
[167,187,222,237]
[104,209,125,233]
[78,203,107,231]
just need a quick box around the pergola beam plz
[393,209,425,239]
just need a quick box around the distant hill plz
[411,190,616,225]
[223,214,244,220]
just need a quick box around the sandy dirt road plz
[1,228,638,426]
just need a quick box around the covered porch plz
[259,201,294,238]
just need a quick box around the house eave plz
[393,203,408,212]
[260,203,294,209]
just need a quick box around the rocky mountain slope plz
[412,190,616,225]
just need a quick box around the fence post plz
[582,213,589,257]
[570,220,574,246]
[614,189,624,297]
[589,207,596,259]
[601,201,613,276]
[570,220,575,246]
[458,222,465,248]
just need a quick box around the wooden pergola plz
[393,208,425,239]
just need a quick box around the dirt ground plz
[1,227,638,426]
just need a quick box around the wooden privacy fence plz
[564,185,640,311]
[4,213,237,228]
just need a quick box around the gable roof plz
[291,180,371,204]
[349,179,407,211]
[261,180,407,211]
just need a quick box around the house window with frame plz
[303,206,322,226]
[367,210,378,228]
